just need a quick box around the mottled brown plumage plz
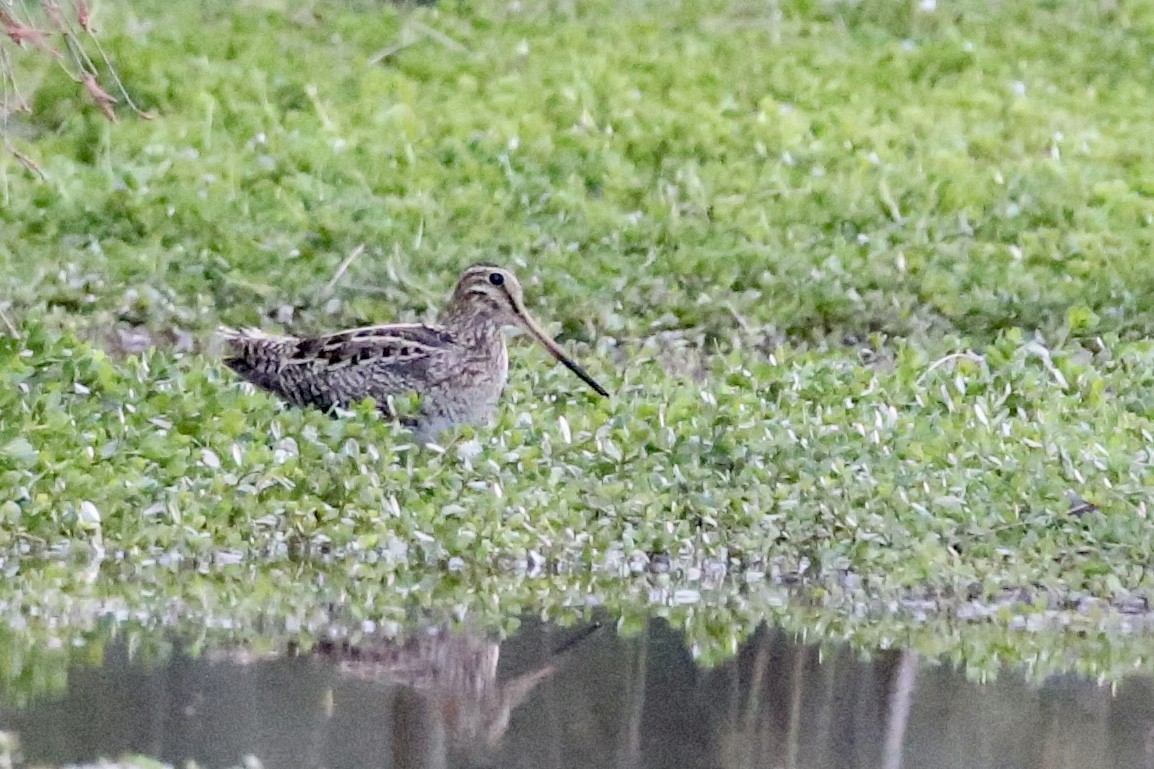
[218,264,608,442]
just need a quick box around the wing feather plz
[303,324,454,369]
[218,322,461,412]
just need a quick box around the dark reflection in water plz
[1,618,1154,769]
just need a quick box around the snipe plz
[218,264,609,442]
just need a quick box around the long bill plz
[514,307,610,398]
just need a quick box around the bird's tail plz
[216,326,301,374]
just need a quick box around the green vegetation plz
[2,0,1154,693]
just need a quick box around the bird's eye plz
[488,272,505,286]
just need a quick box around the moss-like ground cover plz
[3,0,1154,690]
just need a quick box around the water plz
[1,618,1151,769]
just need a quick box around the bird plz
[218,263,609,443]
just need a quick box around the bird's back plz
[218,324,456,414]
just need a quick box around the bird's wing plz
[294,323,459,370]
[220,323,461,412]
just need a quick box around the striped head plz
[444,264,609,398]
[448,264,531,324]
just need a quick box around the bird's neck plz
[441,310,505,352]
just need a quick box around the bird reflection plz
[304,622,600,768]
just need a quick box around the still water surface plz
[1,618,1152,769]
